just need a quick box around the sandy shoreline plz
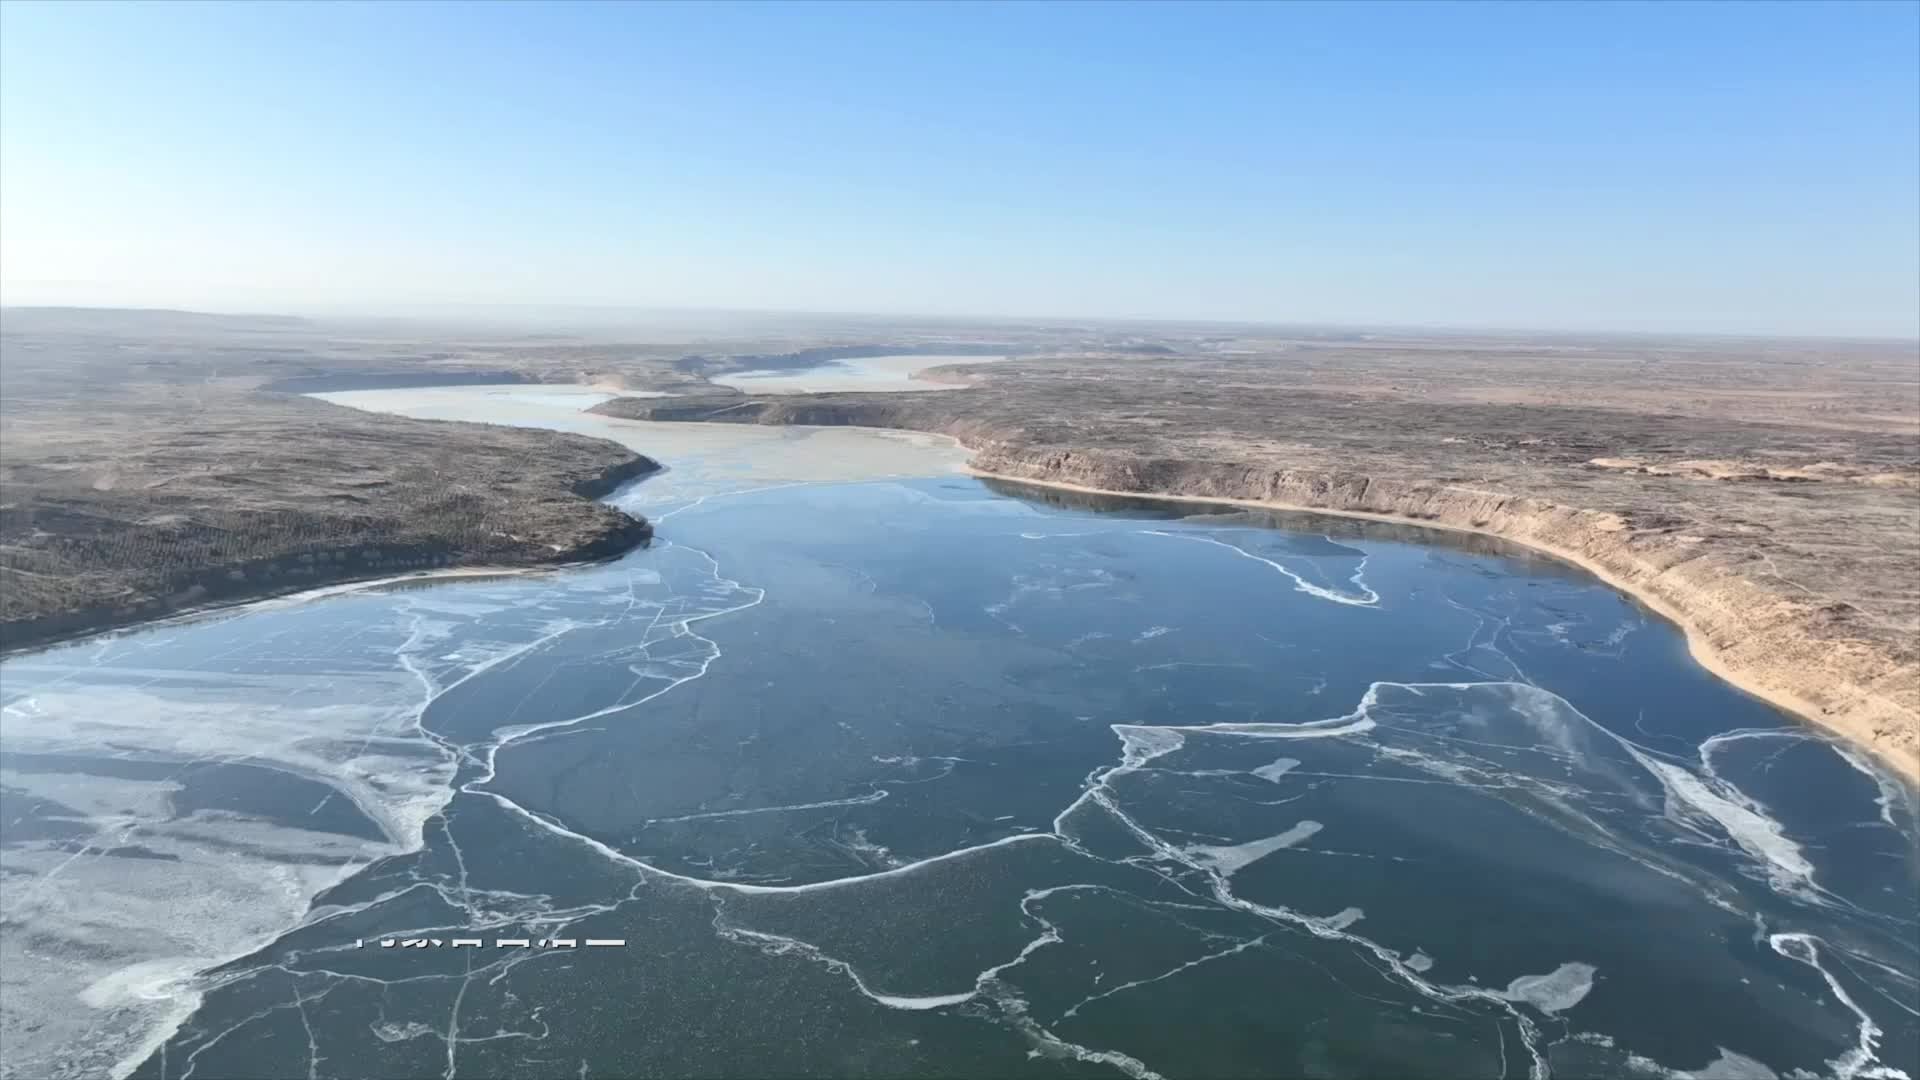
[968,465,1920,786]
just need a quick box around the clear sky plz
[2,0,1915,337]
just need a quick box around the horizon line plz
[5,301,1917,347]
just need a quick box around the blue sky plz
[2,0,1915,336]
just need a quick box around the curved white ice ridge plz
[1771,933,1911,1080]
[1139,529,1380,607]
[1832,743,1914,828]
[644,789,888,825]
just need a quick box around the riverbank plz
[966,454,1919,784]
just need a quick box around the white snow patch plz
[1496,961,1597,1014]
[1252,757,1301,782]
[1183,821,1323,875]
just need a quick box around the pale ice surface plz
[312,383,622,412]
[1252,756,1301,782]
[1630,748,1819,898]
[1497,962,1598,1014]
[706,353,1011,394]
[1678,1048,1784,1079]
[0,631,451,1079]
[310,384,971,515]
[1,540,779,1079]
[1321,906,1366,930]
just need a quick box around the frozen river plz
[1,387,1913,1080]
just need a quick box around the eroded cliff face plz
[966,443,1920,781]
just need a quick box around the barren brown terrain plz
[0,310,660,650]
[3,307,1916,780]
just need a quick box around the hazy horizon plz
[9,298,1920,347]
[3,1,1916,338]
